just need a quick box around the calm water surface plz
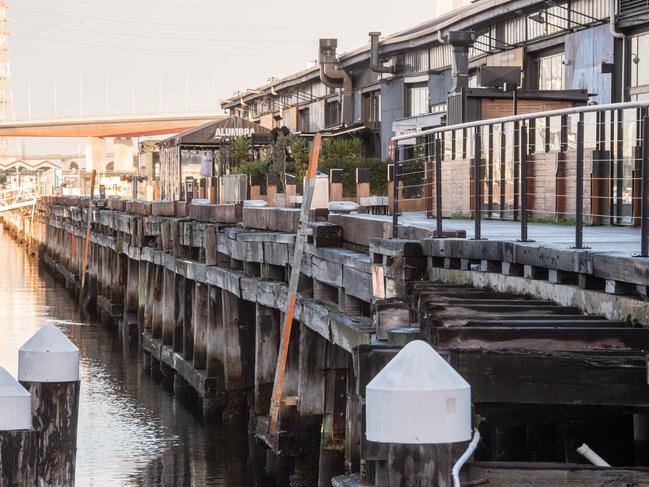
[0,226,250,486]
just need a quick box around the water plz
[0,226,250,486]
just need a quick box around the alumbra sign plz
[214,127,255,139]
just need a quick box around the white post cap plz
[366,340,472,444]
[18,324,80,383]
[0,367,32,431]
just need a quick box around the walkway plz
[365,212,645,256]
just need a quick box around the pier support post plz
[151,265,163,339]
[254,304,280,416]
[162,269,176,346]
[318,344,349,487]
[221,290,252,417]
[173,276,185,353]
[0,367,34,485]
[293,325,328,487]
[193,282,208,370]
[182,280,195,360]
[18,325,81,486]
[123,258,139,341]
[137,260,147,335]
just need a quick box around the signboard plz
[99,185,106,199]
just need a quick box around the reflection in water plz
[0,226,250,486]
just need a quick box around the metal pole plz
[575,116,585,249]
[435,137,443,236]
[392,150,400,239]
[520,123,529,241]
[640,115,649,257]
[474,126,482,240]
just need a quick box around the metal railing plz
[391,100,649,257]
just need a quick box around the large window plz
[362,91,381,124]
[324,100,341,128]
[538,53,564,90]
[404,82,429,117]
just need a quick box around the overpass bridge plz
[0,113,226,138]
[0,112,227,172]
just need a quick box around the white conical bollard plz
[19,323,80,383]
[18,324,81,486]
[0,368,36,485]
[366,340,473,486]
[0,367,31,431]
[366,340,471,444]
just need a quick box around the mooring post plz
[0,367,34,485]
[18,324,81,486]
[366,341,475,487]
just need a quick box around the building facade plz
[221,0,649,160]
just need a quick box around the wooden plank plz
[436,327,649,351]
[451,349,649,406]
[467,462,649,487]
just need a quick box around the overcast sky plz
[9,0,437,153]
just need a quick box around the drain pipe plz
[318,38,353,124]
[609,0,625,102]
[577,443,611,467]
[452,428,481,487]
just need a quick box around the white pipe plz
[577,443,611,467]
[452,429,481,487]
[609,0,625,102]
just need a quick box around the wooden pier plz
[3,195,649,486]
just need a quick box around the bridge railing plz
[391,100,649,256]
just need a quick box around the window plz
[324,100,341,128]
[631,32,649,90]
[362,91,381,123]
[404,82,429,117]
[538,53,564,90]
[298,108,310,132]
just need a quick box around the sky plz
[8,0,437,154]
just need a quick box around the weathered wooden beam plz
[436,327,649,351]
[450,349,649,407]
[467,461,649,487]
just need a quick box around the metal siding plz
[380,78,404,159]
[404,49,430,74]
[309,101,324,131]
[429,70,453,105]
[353,90,362,124]
[430,44,452,70]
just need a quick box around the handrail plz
[391,100,649,142]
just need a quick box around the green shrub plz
[236,159,269,177]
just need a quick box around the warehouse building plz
[221,0,648,160]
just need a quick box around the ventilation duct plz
[447,31,476,92]
[318,38,353,125]
[369,32,399,74]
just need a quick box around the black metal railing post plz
[513,120,520,221]
[392,149,400,239]
[474,126,482,240]
[435,137,443,236]
[520,123,530,242]
[640,115,649,257]
[575,115,585,249]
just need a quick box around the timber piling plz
[3,196,649,486]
